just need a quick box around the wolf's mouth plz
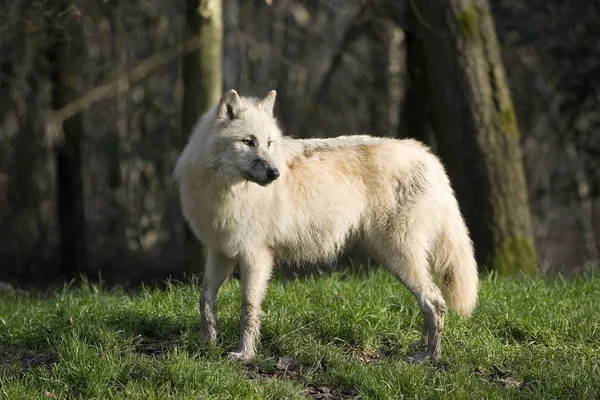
[242,171,272,187]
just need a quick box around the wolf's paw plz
[227,350,254,363]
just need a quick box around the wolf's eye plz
[242,138,255,147]
[267,140,273,148]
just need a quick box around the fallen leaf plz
[276,356,298,371]
[353,347,379,364]
[317,386,331,393]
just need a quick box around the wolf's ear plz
[217,89,242,120]
[260,90,277,114]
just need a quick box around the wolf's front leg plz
[229,246,273,362]
[200,248,235,343]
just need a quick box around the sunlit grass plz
[1,269,599,399]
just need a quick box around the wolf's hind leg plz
[415,283,446,363]
[377,243,446,363]
[200,248,235,343]
[229,246,273,362]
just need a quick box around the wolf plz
[174,89,479,363]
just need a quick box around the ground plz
[1,269,599,399]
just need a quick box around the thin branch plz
[236,30,306,72]
[46,36,203,144]
[407,0,448,38]
[0,72,26,89]
[313,3,374,102]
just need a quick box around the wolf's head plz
[206,90,283,186]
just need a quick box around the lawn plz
[1,269,599,399]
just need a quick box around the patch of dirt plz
[276,356,300,373]
[130,335,168,357]
[349,346,380,365]
[247,356,360,399]
[471,365,523,388]
[247,356,317,380]
[301,385,359,400]
[0,348,55,371]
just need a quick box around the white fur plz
[175,90,479,362]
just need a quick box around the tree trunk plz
[181,0,223,275]
[2,3,57,281]
[100,2,130,271]
[48,2,87,278]
[414,0,537,274]
[398,6,436,149]
[222,0,240,91]
[368,20,403,138]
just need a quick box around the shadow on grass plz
[102,309,366,398]
[0,347,56,374]
[0,320,62,375]
[493,320,547,345]
[103,309,203,357]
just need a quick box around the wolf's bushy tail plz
[433,210,479,317]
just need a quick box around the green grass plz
[1,269,599,399]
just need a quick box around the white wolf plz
[174,89,478,363]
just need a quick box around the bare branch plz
[236,31,305,71]
[0,72,26,89]
[314,2,374,102]
[46,36,203,144]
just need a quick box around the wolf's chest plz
[185,183,273,257]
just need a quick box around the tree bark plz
[101,2,129,268]
[48,2,87,278]
[2,2,57,281]
[398,5,436,148]
[181,0,223,275]
[414,0,537,274]
[368,20,403,138]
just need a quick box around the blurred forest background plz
[0,0,598,287]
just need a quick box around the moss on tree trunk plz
[413,0,537,275]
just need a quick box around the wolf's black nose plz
[266,168,280,181]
